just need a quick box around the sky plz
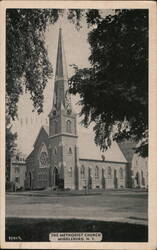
[12,10,116,157]
[12,13,92,155]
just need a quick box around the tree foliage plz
[6,8,84,120]
[6,124,17,164]
[6,9,148,157]
[6,8,85,167]
[7,9,57,119]
[6,9,60,171]
[69,9,148,157]
[6,112,17,181]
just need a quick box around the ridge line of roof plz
[79,158,128,164]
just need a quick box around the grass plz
[6,217,148,242]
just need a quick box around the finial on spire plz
[59,17,62,30]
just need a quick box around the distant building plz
[10,153,26,191]
[24,28,148,191]
[118,140,148,189]
[132,153,148,188]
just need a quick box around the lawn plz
[5,190,148,242]
[6,217,148,242]
[6,190,148,224]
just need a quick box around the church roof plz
[26,149,34,161]
[43,125,49,135]
[78,128,127,163]
[33,125,49,147]
[117,140,136,163]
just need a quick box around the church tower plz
[48,28,79,190]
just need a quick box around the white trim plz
[38,143,49,169]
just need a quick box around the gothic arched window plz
[54,147,57,155]
[69,167,72,177]
[102,168,106,177]
[119,168,123,179]
[66,120,72,133]
[80,165,85,179]
[39,143,48,168]
[95,166,99,178]
[54,120,58,134]
[108,166,112,178]
[68,147,72,154]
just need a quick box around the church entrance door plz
[114,169,118,189]
[53,167,59,187]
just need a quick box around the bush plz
[6,181,14,191]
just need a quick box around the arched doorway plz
[102,169,106,189]
[53,167,59,186]
[114,169,118,189]
[29,172,32,189]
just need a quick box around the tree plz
[69,9,148,157]
[6,8,84,120]
[6,9,60,180]
[6,8,85,178]
[5,112,17,182]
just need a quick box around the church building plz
[25,28,132,191]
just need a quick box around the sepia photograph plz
[1,1,157,249]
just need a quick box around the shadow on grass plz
[6,217,148,242]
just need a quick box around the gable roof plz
[26,149,34,161]
[33,125,49,147]
[43,125,49,135]
[78,128,127,163]
[117,140,136,163]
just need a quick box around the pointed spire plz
[55,28,68,82]
[61,101,65,111]
[50,28,73,115]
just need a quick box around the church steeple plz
[48,28,78,190]
[55,28,68,82]
[52,28,71,111]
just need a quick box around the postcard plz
[0,1,157,249]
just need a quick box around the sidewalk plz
[6,188,148,197]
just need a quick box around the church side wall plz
[78,159,127,190]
